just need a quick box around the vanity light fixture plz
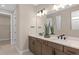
[53,5,59,11]
[58,4,65,8]
[37,11,41,16]
[53,4,72,11]
[53,4,66,11]
[37,8,47,16]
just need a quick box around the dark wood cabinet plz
[29,36,54,55]
[48,41,63,51]
[64,46,79,55]
[29,36,79,55]
[41,40,54,55]
[29,36,42,55]
[29,36,35,53]
[55,49,66,55]
[34,39,42,55]
[48,41,64,55]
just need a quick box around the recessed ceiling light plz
[1,5,5,7]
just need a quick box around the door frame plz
[0,11,13,45]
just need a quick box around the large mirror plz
[36,15,55,36]
[56,15,61,31]
[36,15,62,36]
[35,4,79,38]
[71,10,79,30]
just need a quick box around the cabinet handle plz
[67,50,76,54]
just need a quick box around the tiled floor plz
[0,40,33,55]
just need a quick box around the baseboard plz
[21,49,29,55]
[14,46,29,55]
[14,46,20,54]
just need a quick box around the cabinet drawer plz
[42,44,54,55]
[64,46,79,55]
[48,41,63,51]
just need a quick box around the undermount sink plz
[50,35,66,40]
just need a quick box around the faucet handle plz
[64,36,66,40]
[57,36,59,39]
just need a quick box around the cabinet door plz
[42,44,54,55]
[64,46,79,55]
[55,49,66,55]
[34,39,42,55]
[29,36,35,53]
[29,37,42,55]
[41,40,54,55]
[48,41,63,51]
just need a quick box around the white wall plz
[16,5,36,54]
[36,16,46,34]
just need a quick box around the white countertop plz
[29,34,79,49]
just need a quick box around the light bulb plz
[58,4,65,8]
[53,5,59,11]
[43,10,47,15]
[37,12,41,16]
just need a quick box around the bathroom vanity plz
[28,5,79,55]
[29,35,79,55]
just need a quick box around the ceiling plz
[0,4,16,12]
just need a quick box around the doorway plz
[0,13,10,45]
[0,11,16,47]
